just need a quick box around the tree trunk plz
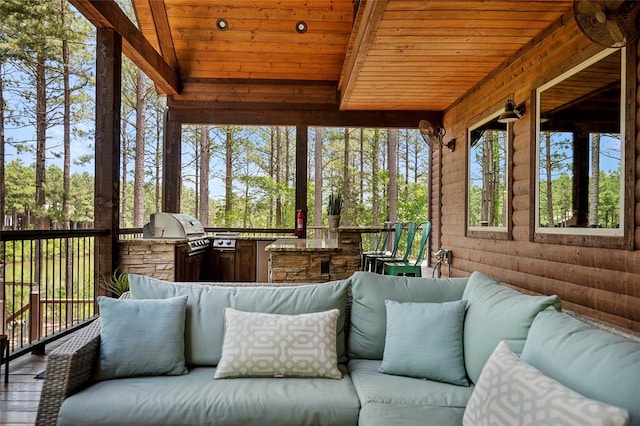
[121,127,129,226]
[544,132,554,226]
[481,131,495,225]
[388,129,398,222]
[342,128,350,220]
[133,70,146,227]
[62,0,75,324]
[404,130,409,197]
[588,133,600,227]
[35,53,46,229]
[199,125,210,225]
[225,126,233,226]
[314,127,323,237]
[268,128,274,227]
[194,127,199,216]
[359,128,364,203]
[372,129,380,226]
[413,131,419,184]
[275,127,282,227]
[0,64,5,231]
[62,1,71,230]
[155,108,161,213]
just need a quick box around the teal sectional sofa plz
[36,271,640,426]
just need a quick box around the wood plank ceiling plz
[129,0,573,112]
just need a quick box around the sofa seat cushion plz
[358,403,464,426]
[521,309,640,426]
[129,275,350,366]
[348,271,468,360]
[348,359,473,408]
[57,367,360,426]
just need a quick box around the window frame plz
[466,109,513,240]
[533,47,635,249]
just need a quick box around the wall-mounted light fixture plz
[295,21,307,33]
[216,18,228,31]
[497,99,525,123]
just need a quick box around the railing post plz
[29,286,41,342]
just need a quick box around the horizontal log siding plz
[436,15,640,331]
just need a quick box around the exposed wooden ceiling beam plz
[338,0,387,110]
[148,0,178,71]
[166,101,440,129]
[69,0,181,95]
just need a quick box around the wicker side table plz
[0,334,8,383]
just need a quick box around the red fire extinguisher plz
[296,210,304,233]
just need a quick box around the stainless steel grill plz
[142,212,210,252]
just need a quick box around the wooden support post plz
[29,289,40,342]
[295,125,308,238]
[94,28,122,298]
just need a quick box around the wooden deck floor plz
[0,336,71,426]
[0,350,46,425]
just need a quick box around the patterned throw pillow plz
[463,341,630,426]
[214,308,342,379]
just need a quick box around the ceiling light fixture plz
[497,99,525,123]
[216,18,228,31]
[295,21,307,34]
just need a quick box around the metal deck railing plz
[1,229,108,359]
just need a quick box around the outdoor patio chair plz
[373,221,417,274]
[363,221,404,272]
[360,221,392,270]
[383,221,432,277]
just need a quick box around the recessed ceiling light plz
[216,18,228,31]
[295,21,307,34]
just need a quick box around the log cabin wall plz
[436,13,640,332]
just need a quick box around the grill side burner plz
[211,232,240,252]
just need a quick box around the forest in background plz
[1,0,430,232]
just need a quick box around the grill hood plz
[143,212,205,240]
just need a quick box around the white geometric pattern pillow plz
[463,341,630,426]
[214,308,342,379]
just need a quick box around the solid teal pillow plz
[97,295,188,380]
[378,300,469,386]
[462,271,561,384]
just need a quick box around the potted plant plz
[327,192,343,230]
[99,268,130,297]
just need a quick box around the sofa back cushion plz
[129,275,350,366]
[347,271,468,360]
[521,309,640,426]
[462,271,561,384]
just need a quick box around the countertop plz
[265,238,340,252]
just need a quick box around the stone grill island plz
[266,228,378,283]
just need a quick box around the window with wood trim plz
[534,47,634,248]
[467,112,510,238]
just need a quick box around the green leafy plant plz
[99,268,129,297]
[327,192,343,216]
